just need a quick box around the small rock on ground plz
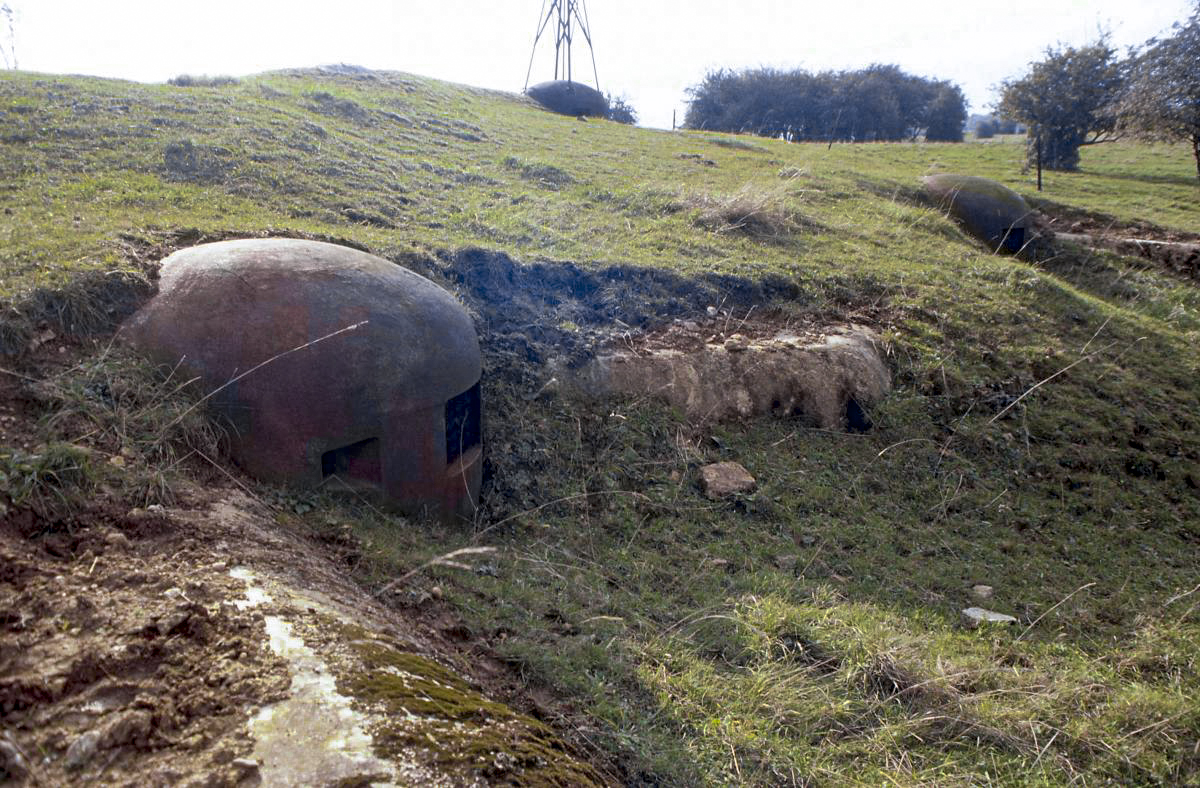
[971,584,994,600]
[774,555,799,571]
[961,607,1017,629]
[699,462,756,499]
[64,730,100,770]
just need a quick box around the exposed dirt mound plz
[427,247,808,375]
[0,501,290,786]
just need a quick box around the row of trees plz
[684,64,967,143]
[999,1,1200,179]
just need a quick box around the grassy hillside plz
[3,67,1200,785]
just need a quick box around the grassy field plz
[2,67,1200,785]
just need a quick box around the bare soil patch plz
[0,495,290,786]
[0,478,610,785]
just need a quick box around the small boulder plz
[971,584,994,600]
[0,735,29,781]
[723,334,749,352]
[961,607,1017,629]
[774,554,799,571]
[64,730,100,770]
[100,709,154,748]
[699,462,756,499]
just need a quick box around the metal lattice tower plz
[524,0,600,92]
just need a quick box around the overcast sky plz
[6,0,1194,129]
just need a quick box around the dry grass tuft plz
[1,348,226,514]
[684,185,816,241]
[0,270,154,356]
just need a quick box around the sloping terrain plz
[2,66,1200,785]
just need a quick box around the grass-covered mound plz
[2,66,1199,785]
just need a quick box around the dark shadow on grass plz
[1082,169,1199,188]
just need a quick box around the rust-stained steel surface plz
[922,174,1033,253]
[526,80,609,117]
[122,239,482,522]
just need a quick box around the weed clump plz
[0,442,96,516]
[163,139,233,184]
[502,156,575,189]
[685,185,815,240]
[305,90,373,124]
[4,349,225,513]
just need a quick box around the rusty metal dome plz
[122,239,482,521]
[526,80,609,117]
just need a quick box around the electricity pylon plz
[524,0,600,92]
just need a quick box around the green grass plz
[2,67,1200,785]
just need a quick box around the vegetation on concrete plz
[2,65,1200,785]
[332,622,605,786]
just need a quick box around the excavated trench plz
[1030,201,1200,280]
[1052,233,1200,281]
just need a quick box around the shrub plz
[606,94,638,125]
[167,74,239,88]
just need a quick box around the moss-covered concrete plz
[333,624,605,787]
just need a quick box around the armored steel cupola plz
[122,239,483,522]
[922,174,1033,254]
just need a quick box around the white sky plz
[6,0,1194,129]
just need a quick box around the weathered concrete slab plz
[570,325,890,429]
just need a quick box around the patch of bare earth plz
[0,481,611,786]
[0,495,290,786]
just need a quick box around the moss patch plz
[332,625,605,787]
